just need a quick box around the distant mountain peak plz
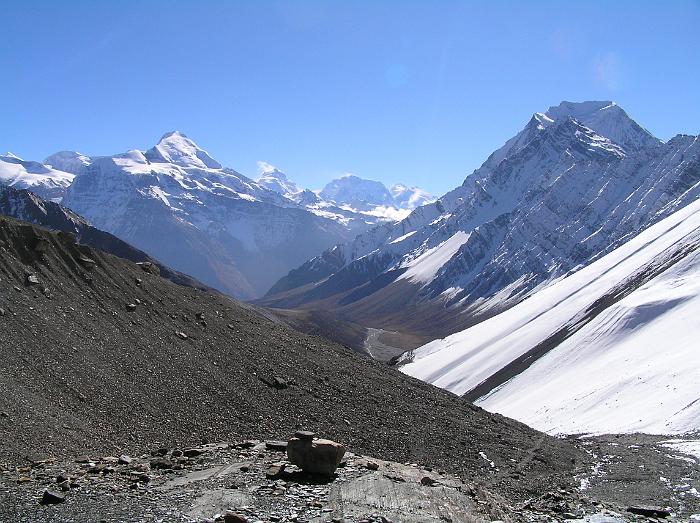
[319,175,394,208]
[390,183,435,210]
[257,161,287,179]
[256,161,302,196]
[145,131,222,170]
[159,130,188,141]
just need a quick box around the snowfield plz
[401,197,700,435]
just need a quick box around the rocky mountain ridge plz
[262,101,700,349]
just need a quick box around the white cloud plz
[257,160,278,175]
[361,205,411,221]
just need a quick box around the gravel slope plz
[0,215,582,504]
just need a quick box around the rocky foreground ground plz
[1,217,699,521]
[1,433,700,522]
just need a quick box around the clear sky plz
[2,1,699,195]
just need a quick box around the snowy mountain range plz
[262,101,700,347]
[257,163,434,221]
[0,132,431,299]
[0,152,75,201]
[400,195,700,435]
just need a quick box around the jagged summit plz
[543,100,660,153]
[144,130,223,170]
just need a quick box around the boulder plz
[272,376,288,389]
[150,458,173,470]
[40,489,65,505]
[265,463,285,479]
[287,436,346,476]
[183,447,205,458]
[136,261,160,276]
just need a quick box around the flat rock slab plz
[310,460,495,523]
[186,488,253,519]
[265,440,288,451]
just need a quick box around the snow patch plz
[399,231,470,284]
[390,230,417,244]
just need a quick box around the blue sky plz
[2,1,699,195]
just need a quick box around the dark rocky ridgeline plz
[0,184,207,291]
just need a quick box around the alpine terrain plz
[2,211,699,521]
[262,101,700,357]
[0,131,432,300]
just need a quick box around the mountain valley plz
[2,100,700,522]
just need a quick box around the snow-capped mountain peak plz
[144,130,222,170]
[319,174,396,208]
[543,100,660,153]
[256,161,302,196]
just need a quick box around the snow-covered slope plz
[0,153,74,201]
[44,151,93,175]
[401,197,700,435]
[264,101,699,344]
[61,132,356,299]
